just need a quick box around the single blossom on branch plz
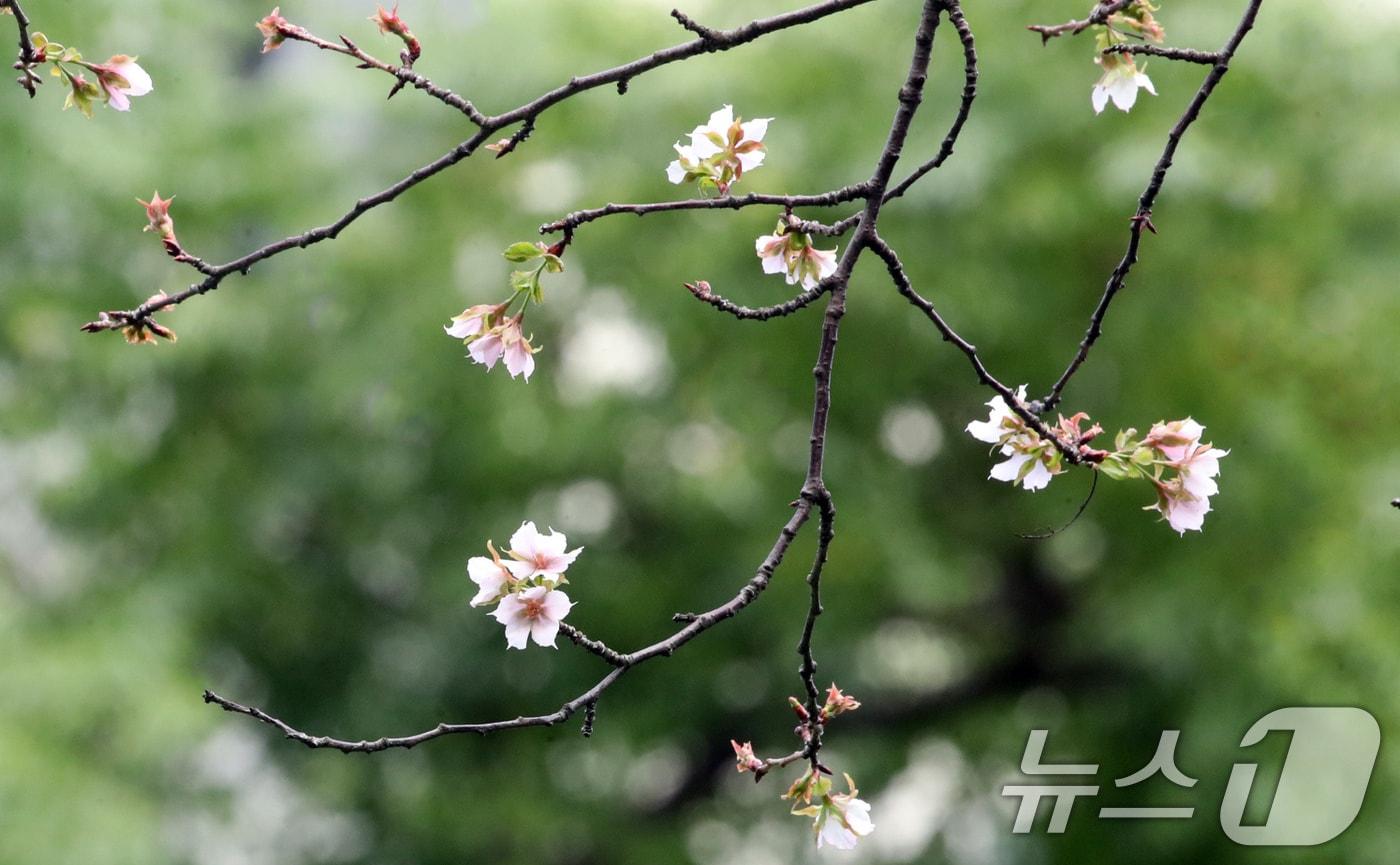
[667,104,771,196]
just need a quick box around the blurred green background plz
[2,0,1399,862]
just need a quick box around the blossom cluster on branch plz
[3,0,1269,851]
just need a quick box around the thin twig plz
[1,0,41,96]
[539,185,870,236]
[204,501,815,752]
[868,232,1085,463]
[1028,0,1136,43]
[684,279,831,321]
[1041,0,1264,410]
[86,0,883,335]
[558,622,628,667]
[1102,43,1223,65]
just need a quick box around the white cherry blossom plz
[508,521,582,581]
[491,585,573,649]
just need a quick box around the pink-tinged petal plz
[761,251,788,275]
[502,619,531,649]
[444,316,480,339]
[537,528,569,558]
[509,521,544,559]
[467,333,504,369]
[739,117,771,143]
[736,148,766,173]
[491,592,524,623]
[814,247,839,280]
[530,616,561,648]
[666,159,687,184]
[502,559,534,579]
[115,60,153,95]
[105,85,131,112]
[541,588,573,619]
[1092,84,1110,114]
[990,451,1032,483]
[467,556,509,606]
[503,340,530,380]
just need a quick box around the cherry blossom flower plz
[467,544,530,607]
[444,303,502,340]
[822,684,860,719]
[966,385,1062,492]
[138,191,176,239]
[817,792,875,850]
[257,8,287,53]
[731,740,765,774]
[1143,418,1228,534]
[79,55,152,112]
[755,221,838,290]
[500,319,537,382]
[666,105,771,194]
[790,773,875,850]
[1092,55,1155,114]
[507,521,582,581]
[491,585,573,649]
[467,328,505,371]
[369,3,421,61]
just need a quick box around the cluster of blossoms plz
[467,522,581,649]
[732,685,875,849]
[755,216,839,290]
[666,104,770,196]
[1090,0,1164,113]
[22,32,151,116]
[966,386,1228,534]
[443,241,561,381]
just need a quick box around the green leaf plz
[503,241,543,262]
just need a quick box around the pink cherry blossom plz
[731,740,765,774]
[1152,477,1212,535]
[499,319,537,381]
[444,304,500,340]
[491,585,573,649]
[507,521,582,580]
[467,330,505,370]
[467,551,530,607]
[87,55,152,112]
[754,223,838,290]
[1144,418,1228,533]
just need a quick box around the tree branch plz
[684,278,833,321]
[538,184,870,236]
[204,500,815,752]
[868,231,1084,463]
[1102,43,1224,65]
[1041,0,1265,411]
[1,0,41,96]
[1027,0,1136,43]
[85,0,884,335]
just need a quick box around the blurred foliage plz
[2,0,1399,863]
